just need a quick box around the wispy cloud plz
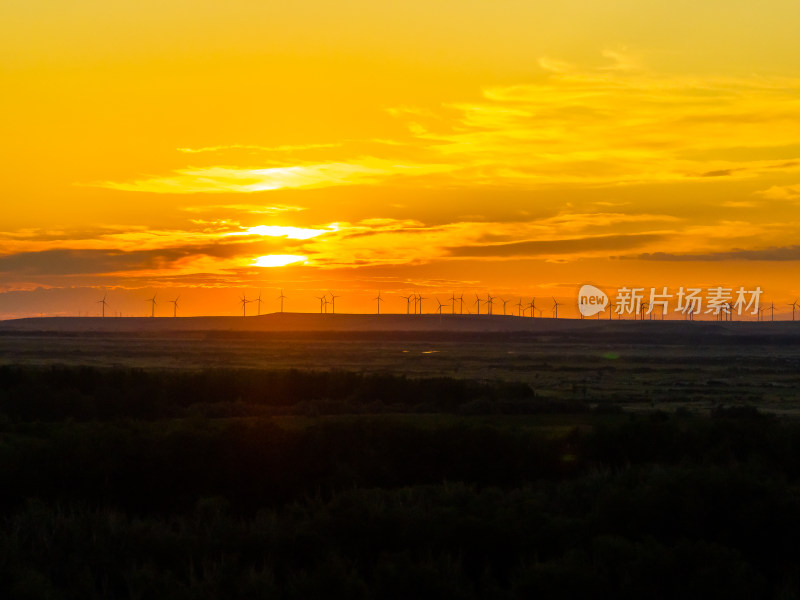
[177,143,340,154]
[182,203,304,215]
[448,233,665,259]
[755,184,800,201]
[631,246,800,262]
[90,160,452,194]
[85,57,800,196]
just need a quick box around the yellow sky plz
[2,0,800,318]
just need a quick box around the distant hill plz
[1,313,798,341]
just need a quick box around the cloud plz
[447,233,664,259]
[700,169,738,177]
[0,237,306,277]
[89,159,452,194]
[0,248,189,276]
[537,57,574,74]
[177,143,339,154]
[228,225,333,240]
[755,184,800,201]
[600,47,642,72]
[82,57,800,196]
[182,203,304,215]
[631,246,800,261]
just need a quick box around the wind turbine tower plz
[417,294,426,314]
[240,294,251,317]
[329,292,340,314]
[147,293,157,318]
[552,297,561,319]
[170,296,180,317]
[278,289,286,313]
[401,294,412,314]
[98,293,109,318]
[374,291,384,315]
[790,299,798,321]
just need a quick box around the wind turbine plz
[239,293,251,317]
[486,293,494,315]
[329,292,340,314]
[458,293,464,315]
[552,297,561,319]
[98,293,109,318]
[401,294,413,314]
[277,289,286,313]
[501,298,509,316]
[436,298,444,315]
[169,296,180,317]
[790,299,798,321]
[516,299,523,316]
[770,301,775,322]
[255,291,263,316]
[474,293,482,315]
[530,298,537,319]
[316,295,326,314]
[374,291,384,315]
[450,292,456,315]
[147,293,157,318]
[412,293,419,315]
[417,294,426,314]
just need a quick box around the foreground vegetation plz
[1,366,799,598]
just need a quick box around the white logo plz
[578,284,609,317]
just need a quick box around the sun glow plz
[253,254,307,267]
[242,225,327,240]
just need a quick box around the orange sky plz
[2,1,800,319]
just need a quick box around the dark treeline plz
[1,365,800,598]
[0,365,544,420]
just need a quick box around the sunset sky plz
[2,0,800,318]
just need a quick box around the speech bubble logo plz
[577,284,609,317]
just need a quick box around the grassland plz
[0,322,799,597]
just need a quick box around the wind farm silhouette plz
[68,288,799,322]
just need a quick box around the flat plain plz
[2,314,799,415]
[3,315,800,598]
